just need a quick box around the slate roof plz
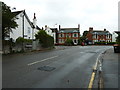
[12,10,41,30]
[50,28,58,33]
[92,30,112,35]
[12,11,23,16]
[58,28,79,33]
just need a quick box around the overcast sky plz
[2,0,119,34]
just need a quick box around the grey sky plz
[2,0,119,34]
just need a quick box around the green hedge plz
[16,37,32,44]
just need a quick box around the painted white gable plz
[10,10,33,40]
[10,10,40,41]
[45,25,58,44]
[45,25,53,37]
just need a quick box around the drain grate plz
[37,66,56,71]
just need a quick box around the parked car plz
[113,44,120,53]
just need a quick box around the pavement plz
[102,48,119,88]
[93,48,119,89]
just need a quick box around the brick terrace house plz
[86,27,112,44]
[58,24,80,45]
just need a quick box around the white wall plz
[45,26,57,44]
[52,32,56,44]
[45,27,53,36]
[10,12,33,41]
[112,32,118,42]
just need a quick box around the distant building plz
[10,10,40,41]
[45,25,53,37]
[58,24,80,45]
[112,31,118,42]
[44,25,58,44]
[86,27,112,44]
[50,28,58,44]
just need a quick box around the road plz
[2,46,112,88]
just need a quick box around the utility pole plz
[22,10,25,51]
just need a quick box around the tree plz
[2,2,18,40]
[116,33,120,44]
[64,38,74,46]
[78,36,86,45]
[83,31,88,37]
[35,30,54,48]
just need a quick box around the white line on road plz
[27,56,58,66]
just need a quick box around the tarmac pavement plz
[102,48,119,88]
[93,47,119,89]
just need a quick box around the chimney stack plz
[45,25,47,30]
[59,25,61,30]
[33,13,37,28]
[104,28,106,31]
[89,27,93,32]
[78,24,80,30]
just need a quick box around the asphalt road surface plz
[2,46,112,88]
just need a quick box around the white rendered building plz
[10,10,40,41]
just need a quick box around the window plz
[109,35,111,38]
[59,34,62,37]
[28,27,31,34]
[74,39,77,43]
[66,34,69,38]
[74,34,77,37]
[59,33,64,37]
[62,39,64,43]
[59,39,61,43]
[96,34,97,39]
[73,33,78,37]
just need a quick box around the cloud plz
[2,0,119,33]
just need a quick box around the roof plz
[31,22,41,30]
[12,10,34,28]
[58,28,79,33]
[36,25,41,30]
[92,30,112,35]
[115,31,120,34]
[50,28,58,33]
[12,11,23,16]
[60,28,79,30]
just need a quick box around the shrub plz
[16,37,32,44]
[35,30,54,48]
[64,38,74,46]
[116,33,120,44]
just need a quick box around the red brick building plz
[58,25,80,45]
[86,27,112,44]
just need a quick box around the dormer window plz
[60,30,64,33]
[73,30,77,32]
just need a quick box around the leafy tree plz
[116,33,120,44]
[83,31,88,37]
[35,30,54,48]
[78,36,86,45]
[64,38,74,46]
[2,2,18,40]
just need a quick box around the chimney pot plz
[89,27,93,31]
[59,25,61,30]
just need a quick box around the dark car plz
[113,44,120,53]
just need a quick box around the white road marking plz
[27,56,58,66]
